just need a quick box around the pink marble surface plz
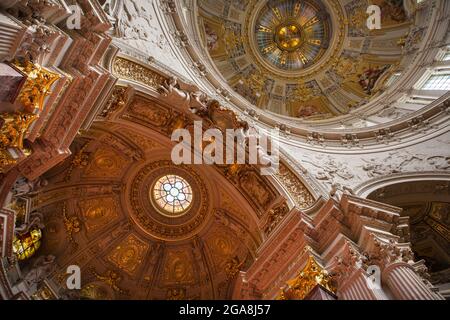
[0,63,25,103]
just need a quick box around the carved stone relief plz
[287,131,450,194]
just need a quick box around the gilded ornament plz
[424,215,450,243]
[89,267,129,296]
[278,256,335,300]
[275,163,314,209]
[254,0,331,71]
[13,60,60,113]
[129,160,210,241]
[80,283,111,300]
[224,256,244,280]
[79,197,119,232]
[397,36,407,47]
[163,251,195,284]
[107,234,149,275]
[0,151,17,170]
[239,170,275,213]
[264,202,290,236]
[128,99,172,127]
[84,147,127,177]
[100,85,134,118]
[64,143,90,181]
[0,112,37,172]
[166,288,186,300]
[112,57,167,89]
[0,112,37,149]
[62,203,81,252]
[239,0,346,80]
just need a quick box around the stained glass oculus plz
[151,175,193,217]
[255,0,331,71]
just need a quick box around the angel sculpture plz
[189,91,209,115]
[23,255,56,287]
[16,211,45,235]
[158,76,190,109]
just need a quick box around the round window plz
[151,175,193,217]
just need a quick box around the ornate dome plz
[32,119,264,299]
[254,0,331,72]
[198,0,415,119]
[0,0,449,304]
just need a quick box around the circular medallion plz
[129,161,210,241]
[151,174,193,217]
[254,0,331,71]
[274,22,304,51]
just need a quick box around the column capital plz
[362,234,414,271]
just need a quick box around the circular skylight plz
[255,0,331,71]
[151,175,193,217]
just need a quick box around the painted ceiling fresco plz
[198,0,417,119]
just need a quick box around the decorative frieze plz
[112,56,167,89]
[275,162,315,209]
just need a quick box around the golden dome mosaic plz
[255,0,331,71]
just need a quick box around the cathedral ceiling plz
[97,0,448,143]
[24,90,315,299]
[197,0,416,118]
[32,122,262,299]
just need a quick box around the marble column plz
[384,263,444,300]
[338,270,386,300]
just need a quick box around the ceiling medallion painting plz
[129,160,210,241]
[255,0,331,71]
[198,0,411,118]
